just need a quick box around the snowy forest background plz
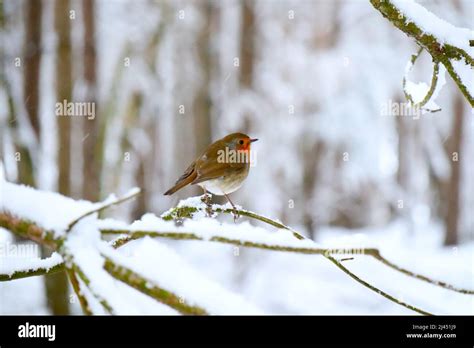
[0,0,473,315]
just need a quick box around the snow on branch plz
[0,252,63,281]
[101,237,261,315]
[403,47,445,113]
[1,182,473,316]
[156,198,474,295]
[370,0,474,106]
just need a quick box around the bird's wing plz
[192,155,247,185]
[190,141,234,184]
[163,161,197,195]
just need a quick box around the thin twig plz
[65,268,93,315]
[403,47,423,105]
[402,47,441,112]
[368,249,474,295]
[185,203,474,295]
[104,228,433,314]
[104,229,346,253]
[67,188,141,231]
[70,261,114,314]
[323,254,433,315]
[370,0,473,106]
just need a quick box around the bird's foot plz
[201,193,213,217]
[232,208,240,222]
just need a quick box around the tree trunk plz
[43,0,74,315]
[444,94,464,245]
[56,0,72,197]
[239,0,254,89]
[23,0,42,138]
[82,0,100,202]
[193,2,213,158]
[18,0,43,187]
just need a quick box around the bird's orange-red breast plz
[164,133,258,196]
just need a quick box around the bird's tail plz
[164,166,197,195]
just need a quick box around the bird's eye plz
[239,140,244,145]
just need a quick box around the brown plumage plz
[164,133,258,197]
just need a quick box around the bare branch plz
[323,254,433,315]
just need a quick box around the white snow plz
[451,58,474,98]
[392,0,474,53]
[404,56,447,111]
[101,237,262,315]
[0,252,63,277]
[64,219,178,315]
[101,212,320,250]
[0,181,95,235]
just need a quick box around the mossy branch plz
[157,201,474,295]
[1,190,473,317]
[103,228,433,314]
[370,0,474,106]
[65,268,93,315]
[402,47,441,112]
[102,256,208,315]
[324,254,432,315]
[161,200,305,240]
[0,262,64,281]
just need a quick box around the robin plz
[164,133,258,215]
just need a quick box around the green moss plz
[103,258,207,315]
[370,0,473,106]
[161,206,198,221]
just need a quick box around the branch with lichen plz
[0,201,210,314]
[102,256,208,315]
[0,261,64,281]
[370,0,473,106]
[61,247,114,315]
[402,46,441,112]
[1,190,473,317]
[65,267,93,315]
[102,228,432,314]
[157,200,474,295]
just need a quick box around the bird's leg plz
[201,188,213,216]
[223,192,239,222]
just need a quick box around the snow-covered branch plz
[370,0,474,106]
[102,256,208,315]
[0,253,63,281]
[155,198,474,295]
[1,182,472,316]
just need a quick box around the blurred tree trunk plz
[18,0,43,187]
[444,95,464,245]
[82,0,100,201]
[395,100,417,232]
[239,0,254,89]
[303,1,341,236]
[303,140,324,237]
[238,0,254,133]
[43,0,73,315]
[194,2,213,157]
[23,0,42,138]
[56,0,72,196]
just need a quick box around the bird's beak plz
[250,138,259,143]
